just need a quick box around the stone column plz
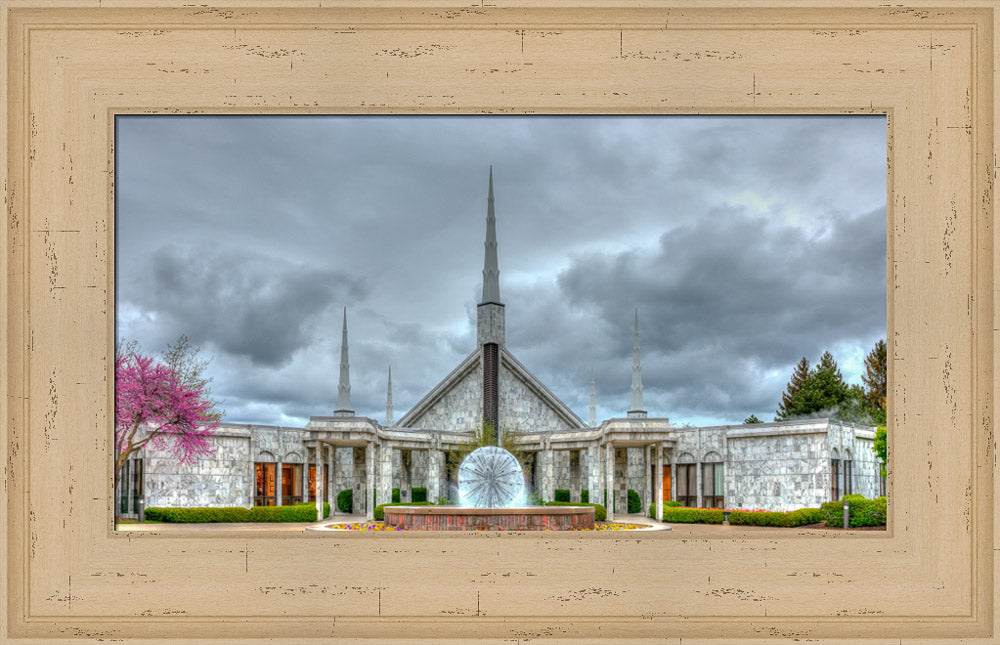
[365,441,376,520]
[300,456,307,503]
[587,445,601,505]
[605,442,615,521]
[427,446,440,503]
[314,444,323,521]
[276,459,283,506]
[542,443,555,502]
[644,445,652,516]
[327,445,335,508]
[377,442,393,511]
[655,442,664,521]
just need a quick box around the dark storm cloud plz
[510,203,885,422]
[127,245,367,367]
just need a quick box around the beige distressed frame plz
[1,1,996,643]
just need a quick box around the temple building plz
[117,170,882,521]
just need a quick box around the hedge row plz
[728,507,823,527]
[373,501,435,521]
[543,501,607,522]
[820,495,887,527]
[145,502,331,523]
[645,503,835,528]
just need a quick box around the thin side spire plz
[481,165,501,304]
[589,368,597,427]
[385,365,394,426]
[335,307,354,416]
[627,308,647,418]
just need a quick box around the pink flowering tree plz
[114,352,220,489]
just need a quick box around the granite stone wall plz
[726,430,829,511]
[144,432,251,508]
[498,363,577,433]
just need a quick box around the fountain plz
[382,446,596,531]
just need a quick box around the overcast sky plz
[116,115,886,428]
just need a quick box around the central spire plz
[477,167,505,438]
[481,166,501,305]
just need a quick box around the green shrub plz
[728,508,823,527]
[436,497,454,505]
[627,489,641,513]
[554,489,570,502]
[374,501,435,521]
[144,502,330,523]
[544,501,607,522]
[392,488,401,503]
[821,496,886,527]
[412,487,428,503]
[653,506,724,524]
[664,500,681,507]
[337,489,353,513]
[527,493,544,506]
[581,489,589,503]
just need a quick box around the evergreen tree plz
[789,350,849,416]
[775,357,811,420]
[862,339,887,416]
[743,414,762,424]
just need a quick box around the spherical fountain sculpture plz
[382,446,595,531]
[457,446,526,508]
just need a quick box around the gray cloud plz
[126,246,367,367]
[116,115,886,427]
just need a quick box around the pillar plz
[541,443,555,502]
[644,445,652,516]
[276,459,283,506]
[314,444,323,521]
[377,442,393,511]
[655,442,664,521]
[301,454,308,503]
[605,442,615,521]
[365,442,376,520]
[587,444,602,505]
[427,446,440,503]
[327,445,335,508]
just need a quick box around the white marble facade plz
[121,413,881,519]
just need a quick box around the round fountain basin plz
[383,505,595,531]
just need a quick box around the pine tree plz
[791,350,849,416]
[775,357,811,420]
[743,414,762,424]
[862,339,887,413]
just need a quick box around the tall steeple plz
[627,308,647,418]
[481,166,501,305]
[589,369,597,427]
[334,307,354,416]
[385,365,394,426]
[477,167,505,438]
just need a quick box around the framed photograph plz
[2,2,996,643]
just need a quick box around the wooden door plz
[662,466,671,502]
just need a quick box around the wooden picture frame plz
[2,1,996,642]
